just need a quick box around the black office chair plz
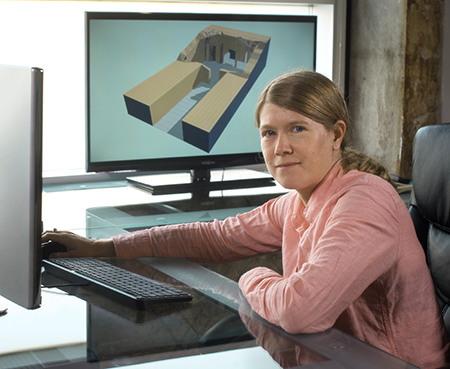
[409,123,450,337]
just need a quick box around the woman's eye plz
[262,130,275,137]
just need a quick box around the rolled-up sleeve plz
[113,195,289,262]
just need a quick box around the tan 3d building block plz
[124,25,270,152]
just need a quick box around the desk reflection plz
[29,256,420,369]
[240,310,329,367]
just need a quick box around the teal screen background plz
[88,15,316,165]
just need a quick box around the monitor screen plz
[0,65,43,310]
[86,12,317,175]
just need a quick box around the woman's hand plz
[41,230,116,258]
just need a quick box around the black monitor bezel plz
[85,11,317,173]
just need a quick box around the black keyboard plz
[43,258,193,310]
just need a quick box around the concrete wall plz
[348,0,445,178]
[347,0,407,175]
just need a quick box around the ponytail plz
[340,148,396,188]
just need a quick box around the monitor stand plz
[86,169,285,234]
[125,168,279,213]
[127,168,276,196]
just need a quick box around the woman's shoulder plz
[337,169,403,207]
[340,169,395,191]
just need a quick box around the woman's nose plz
[275,134,293,155]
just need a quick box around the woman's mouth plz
[276,162,299,168]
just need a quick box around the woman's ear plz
[332,120,347,150]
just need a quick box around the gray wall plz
[348,0,447,177]
[347,0,406,174]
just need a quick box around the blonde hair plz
[256,70,396,187]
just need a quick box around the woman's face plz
[259,102,345,205]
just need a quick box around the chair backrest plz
[409,123,450,337]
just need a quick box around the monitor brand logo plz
[202,160,216,166]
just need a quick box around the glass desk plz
[0,179,418,369]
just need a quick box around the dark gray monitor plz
[86,12,317,178]
[0,65,43,310]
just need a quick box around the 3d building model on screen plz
[123,25,271,152]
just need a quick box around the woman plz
[43,70,449,368]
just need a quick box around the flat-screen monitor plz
[0,65,43,310]
[86,12,317,189]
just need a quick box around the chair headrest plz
[412,124,450,231]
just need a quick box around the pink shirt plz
[113,166,449,368]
